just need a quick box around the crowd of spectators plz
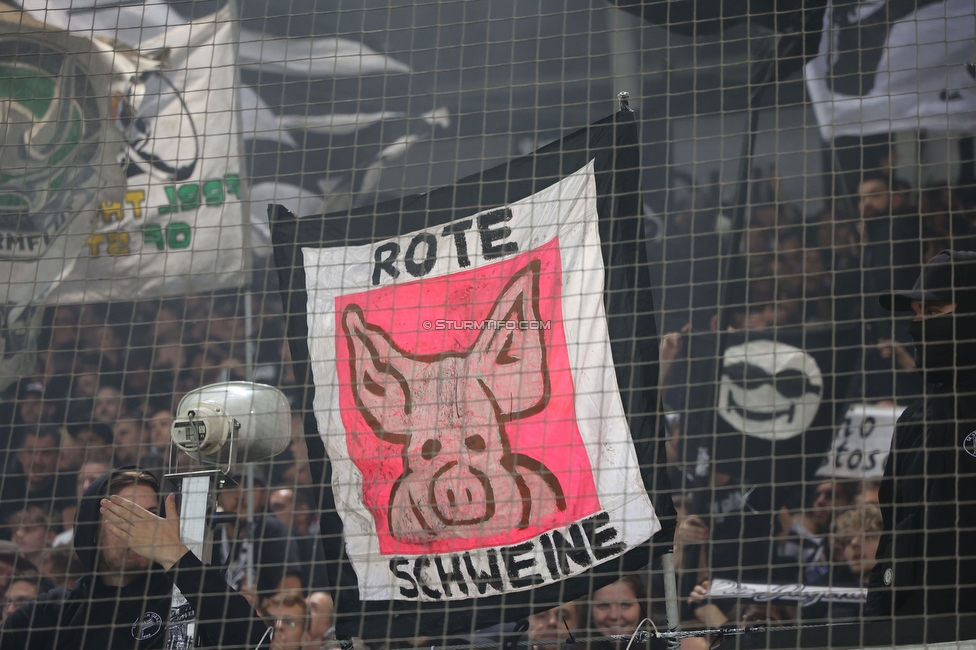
[0,288,691,649]
[671,478,883,632]
[659,166,976,333]
[654,163,976,632]
[525,167,976,639]
[1,154,974,645]
[0,293,842,644]
[0,289,340,641]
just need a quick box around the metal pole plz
[662,551,681,650]
[680,47,778,619]
[166,468,221,647]
[230,0,257,388]
[237,0,257,587]
[609,7,642,113]
[714,55,777,334]
[244,291,256,381]
[245,463,256,591]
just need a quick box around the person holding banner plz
[868,250,976,619]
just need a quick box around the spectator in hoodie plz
[0,468,269,649]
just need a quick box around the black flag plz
[271,110,675,641]
[681,323,861,581]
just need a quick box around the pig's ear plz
[342,305,410,445]
[474,260,549,420]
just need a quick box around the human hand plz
[675,515,709,545]
[776,506,793,539]
[660,324,691,362]
[687,580,728,627]
[239,580,264,615]
[876,338,894,359]
[688,580,711,605]
[877,338,916,370]
[101,493,188,570]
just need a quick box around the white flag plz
[0,7,124,387]
[816,403,904,479]
[805,0,976,139]
[21,1,450,262]
[53,4,249,303]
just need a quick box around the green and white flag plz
[0,6,124,387]
[53,4,249,303]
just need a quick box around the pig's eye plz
[464,434,486,451]
[495,332,521,365]
[421,439,441,460]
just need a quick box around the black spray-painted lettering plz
[538,533,561,580]
[434,555,470,598]
[463,550,504,595]
[501,541,544,589]
[370,212,519,285]
[550,522,591,574]
[386,512,624,600]
[479,209,519,260]
[404,233,437,278]
[413,557,442,599]
[390,558,419,598]
[372,242,400,285]
[581,510,625,560]
[441,219,473,267]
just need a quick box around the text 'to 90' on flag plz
[51,4,248,303]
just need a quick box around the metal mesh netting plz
[0,0,975,648]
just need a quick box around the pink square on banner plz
[334,237,601,555]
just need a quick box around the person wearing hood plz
[866,250,976,620]
[0,468,270,649]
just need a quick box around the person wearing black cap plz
[0,468,269,649]
[867,250,976,620]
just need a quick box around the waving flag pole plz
[617,88,678,650]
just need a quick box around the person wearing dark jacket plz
[0,426,77,533]
[0,468,270,649]
[867,250,976,619]
[212,471,302,600]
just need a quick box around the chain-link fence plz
[0,0,975,648]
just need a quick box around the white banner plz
[707,578,866,607]
[816,403,905,479]
[301,162,658,602]
[52,5,248,303]
[21,1,450,261]
[0,7,123,387]
[805,0,976,139]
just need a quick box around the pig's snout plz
[429,461,495,525]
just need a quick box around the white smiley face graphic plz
[964,431,976,458]
[717,339,823,441]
